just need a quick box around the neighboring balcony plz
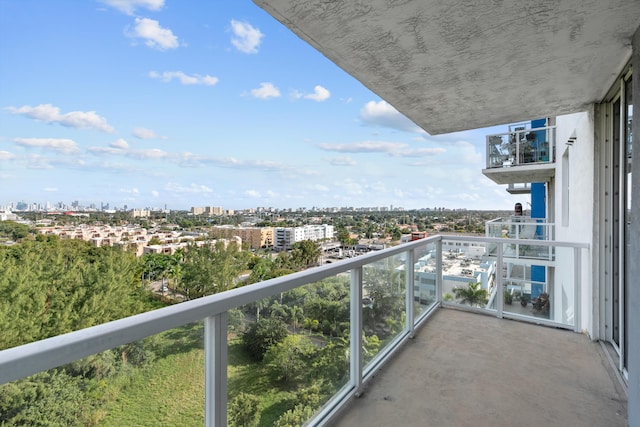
[507,182,531,194]
[482,125,556,185]
[0,235,625,426]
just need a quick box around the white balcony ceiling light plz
[254,0,640,134]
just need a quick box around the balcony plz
[0,235,625,426]
[506,182,532,194]
[482,125,556,185]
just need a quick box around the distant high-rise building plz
[191,206,206,215]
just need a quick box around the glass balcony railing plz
[0,235,588,426]
[485,125,556,169]
[486,217,555,262]
[486,216,554,240]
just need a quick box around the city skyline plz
[2,197,482,213]
[0,1,524,211]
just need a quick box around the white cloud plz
[245,189,261,198]
[165,182,213,193]
[149,71,218,86]
[13,138,79,154]
[304,85,330,102]
[24,154,53,169]
[100,0,164,15]
[88,138,130,155]
[313,184,330,192]
[454,140,483,164]
[129,18,179,50]
[151,190,160,197]
[327,156,356,166]
[317,140,445,158]
[111,139,129,149]
[333,178,363,195]
[43,187,58,192]
[0,151,15,160]
[360,100,423,133]
[119,187,140,194]
[230,20,264,54]
[250,82,280,99]
[132,127,167,140]
[173,153,288,172]
[127,148,167,159]
[6,104,115,133]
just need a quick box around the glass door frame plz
[600,65,632,378]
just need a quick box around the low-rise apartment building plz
[274,224,334,250]
[209,226,273,249]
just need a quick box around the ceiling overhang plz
[254,0,640,134]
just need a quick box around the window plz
[562,148,570,226]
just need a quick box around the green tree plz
[0,370,95,426]
[0,239,145,350]
[273,404,315,427]
[453,282,488,307]
[147,236,162,245]
[291,240,322,268]
[336,228,350,249]
[248,256,275,283]
[0,220,31,241]
[242,317,288,360]
[264,335,315,383]
[180,241,248,299]
[228,392,260,427]
[290,306,304,334]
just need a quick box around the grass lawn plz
[98,329,297,426]
[99,348,205,426]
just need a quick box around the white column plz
[627,23,640,427]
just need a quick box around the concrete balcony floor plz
[333,308,627,427]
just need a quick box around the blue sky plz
[0,0,522,211]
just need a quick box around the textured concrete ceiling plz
[254,0,640,134]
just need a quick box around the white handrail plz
[0,234,590,426]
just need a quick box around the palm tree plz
[290,306,304,334]
[453,282,488,307]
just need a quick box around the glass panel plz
[486,125,555,168]
[362,253,406,366]
[0,322,206,426]
[231,277,350,427]
[624,76,632,369]
[487,134,511,168]
[100,322,205,425]
[612,97,621,346]
[501,246,576,328]
[413,241,438,319]
[441,239,492,310]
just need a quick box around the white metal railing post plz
[436,238,443,303]
[205,312,228,427]
[496,243,504,319]
[515,131,520,165]
[405,248,415,336]
[350,267,363,394]
[574,247,581,333]
[485,134,490,168]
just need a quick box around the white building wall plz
[553,111,595,336]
